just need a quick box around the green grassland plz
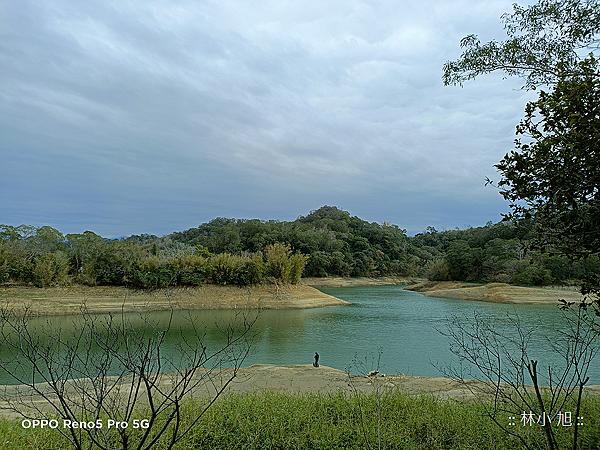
[1,390,599,450]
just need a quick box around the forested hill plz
[1,206,598,288]
[167,206,414,278]
[137,205,600,285]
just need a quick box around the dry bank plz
[0,282,348,316]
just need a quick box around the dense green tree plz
[66,231,107,284]
[31,251,70,287]
[542,253,574,281]
[0,225,36,242]
[443,0,600,89]
[94,241,147,285]
[445,241,484,282]
[496,65,600,257]
[444,0,600,299]
[304,251,330,277]
[2,212,599,287]
[495,64,600,298]
[31,226,65,253]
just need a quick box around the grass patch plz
[0,390,599,449]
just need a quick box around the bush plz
[31,251,70,287]
[208,253,240,285]
[179,269,206,285]
[289,253,309,284]
[131,257,178,288]
[234,254,265,286]
[265,243,292,281]
[0,242,9,283]
[174,254,207,285]
[264,243,307,283]
[426,259,450,281]
[490,273,512,283]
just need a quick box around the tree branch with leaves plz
[443,0,600,89]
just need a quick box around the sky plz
[1,0,538,238]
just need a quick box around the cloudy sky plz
[1,0,537,237]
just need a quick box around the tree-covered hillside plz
[414,221,600,286]
[1,206,598,288]
[168,206,418,278]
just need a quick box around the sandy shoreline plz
[2,364,599,419]
[0,366,473,420]
[214,364,600,398]
[405,281,584,305]
[0,283,349,316]
[0,278,586,315]
[0,365,473,419]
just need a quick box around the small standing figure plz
[313,352,319,367]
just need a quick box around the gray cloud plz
[2,0,537,236]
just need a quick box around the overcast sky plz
[1,0,538,237]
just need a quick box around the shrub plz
[131,256,178,288]
[247,254,266,284]
[208,253,240,285]
[288,253,308,284]
[264,243,307,283]
[234,254,265,286]
[175,255,207,285]
[426,259,450,281]
[31,251,70,287]
[490,273,512,283]
[265,243,292,281]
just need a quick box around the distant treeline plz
[1,206,598,288]
[416,222,600,286]
[0,224,305,288]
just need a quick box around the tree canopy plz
[444,0,600,300]
[443,0,600,89]
[496,61,600,256]
[4,209,600,289]
[495,62,600,297]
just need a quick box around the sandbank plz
[0,283,348,316]
[405,281,584,305]
[303,276,421,287]
[2,364,599,419]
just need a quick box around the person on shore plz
[313,352,319,367]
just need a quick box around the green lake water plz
[0,285,597,384]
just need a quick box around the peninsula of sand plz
[304,276,586,306]
[404,281,585,304]
[0,283,348,316]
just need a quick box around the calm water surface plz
[1,285,597,384]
